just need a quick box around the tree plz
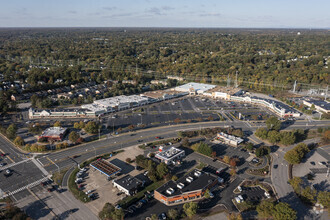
[229,168,237,176]
[284,150,301,164]
[255,146,271,157]
[223,155,230,164]
[321,130,330,144]
[317,191,330,208]
[288,177,302,193]
[197,142,212,157]
[229,158,238,167]
[266,116,281,131]
[6,123,17,140]
[257,200,274,219]
[272,202,297,220]
[183,202,198,218]
[204,189,211,199]
[280,131,296,145]
[255,128,268,139]
[53,121,61,127]
[147,160,158,182]
[181,137,190,148]
[69,131,80,143]
[13,136,25,147]
[174,118,181,124]
[151,214,158,220]
[127,124,135,131]
[267,130,281,144]
[211,151,217,158]
[245,142,254,151]
[228,213,243,220]
[156,162,169,179]
[84,121,99,134]
[301,187,317,205]
[167,208,179,220]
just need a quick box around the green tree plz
[183,202,198,218]
[280,131,296,145]
[13,136,25,147]
[288,177,302,193]
[6,123,17,140]
[245,142,254,151]
[272,202,297,220]
[267,130,281,144]
[151,214,158,220]
[69,131,80,143]
[255,128,268,139]
[197,142,212,157]
[156,162,169,179]
[255,146,271,157]
[204,189,211,199]
[53,121,61,127]
[317,191,330,207]
[301,187,317,205]
[84,121,99,134]
[284,150,301,164]
[256,200,275,219]
[167,208,179,220]
[266,116,281,131]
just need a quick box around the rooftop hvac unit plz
[186,176,194,183]
[177,183,185,189]
[166,188,175,195]
[194,171,201,177]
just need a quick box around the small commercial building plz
[38,127,68,141]
[90,159,121,178]
[141,90,187,102]
[216,132,244,147]
[155,147,185,165]
[112,175,145,196]
[303,99,330,114]
[155,170,221,206]
[29,108,98,119]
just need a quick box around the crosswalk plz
[1,176,49,199]
[0,158,32,171]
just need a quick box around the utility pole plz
[136,63,138,75]
[227,74,231,87]
[325,85,328,101]
[235,71,238,88]
[293,80,297,93]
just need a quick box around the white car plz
[85,190,93,195]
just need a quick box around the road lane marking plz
[0,149,14,163]
[27,188,56,217]
[31,158,49,176]
[0,158,32,171]
[1,176,49,199]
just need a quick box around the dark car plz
[273,164,278,169]
[310,161,315,165]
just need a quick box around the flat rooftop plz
[41,127,67,137]
[142,90,183,99]
[94,95,148,108]
[155,147,184,161]
[208,86,242,95]
[304,99,330,110]
[174,82,216,93]
[90,159,121,177]
[156,169,218,197]
[113,174,143,191]
[217,132,244,143]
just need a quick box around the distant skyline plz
[0,0,329,28]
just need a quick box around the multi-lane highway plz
[0,119,329,218]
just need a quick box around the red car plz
[0,153,5,157]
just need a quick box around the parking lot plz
[80,145,145,215]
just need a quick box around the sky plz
[0,0,329,28]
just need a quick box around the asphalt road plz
[0,119,329,218]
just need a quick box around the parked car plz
[159,212,167,220]
[85,190,93,195]
[0,163,6,167]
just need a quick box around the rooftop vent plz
[194,171,202,177]
[177,183,185,189]
[186,176,194,183]
[166,188,175,195]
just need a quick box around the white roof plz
[174,82,216,93]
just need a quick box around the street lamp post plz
[93,146,96,158]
